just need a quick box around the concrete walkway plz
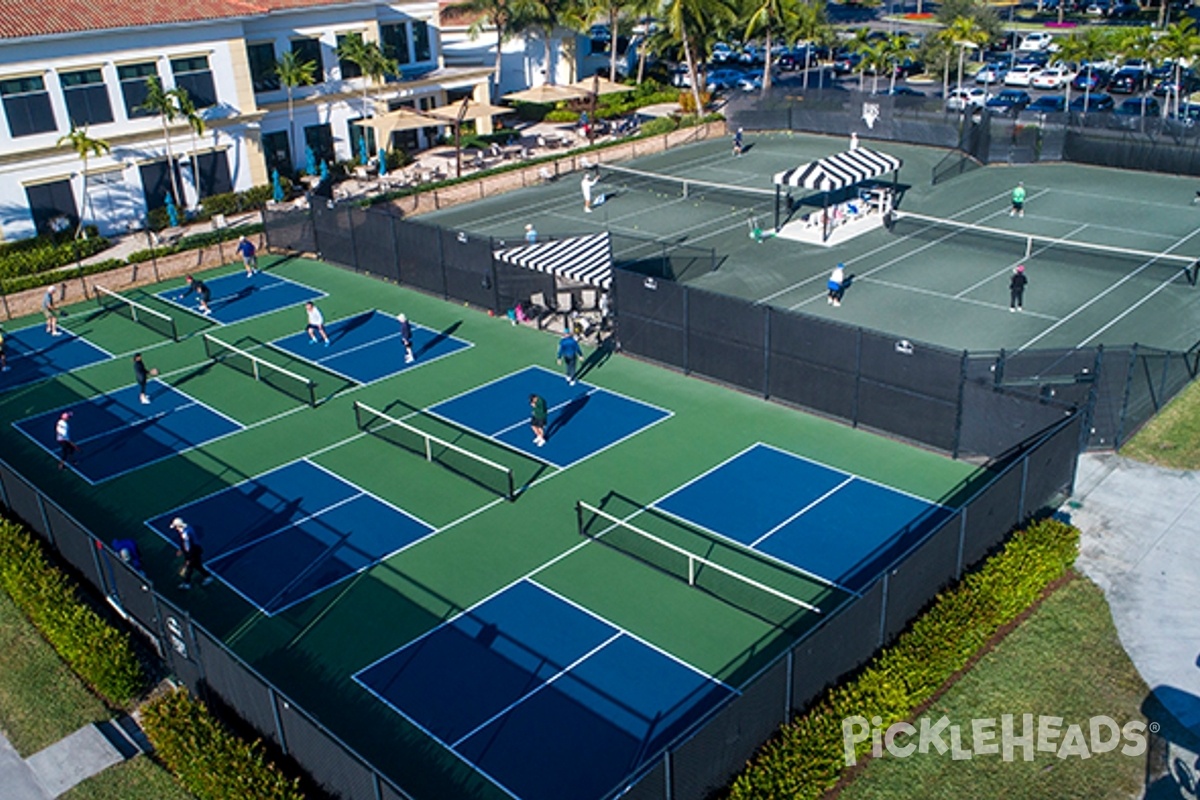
[1071,452,1200,736]
[0,720,138,799]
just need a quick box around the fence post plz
[344,205,358,272]
[878,571,889,648]
[763,306,771,399]
[952,350,968,459]
[955,507,967,578]
[852,327,863,428]
[269,688,290,756]
[437,224,448,299]
[1114,344,1139,451]
[682,285,690,376]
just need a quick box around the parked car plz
[736,74,763,92]
[1085,0,1112,15]
[711,42,735,63]
[884,86,926,96]
[889,57,925,78]
[1153,71,1200,97]
[1165,103,1200,134]
[946,86,990,110]
[1004,64,1043,87]
[832,51,863,75]
[1072,67,1111,92]
[1025,94,1067,113]
[1110,96,1162,128]
[1019,32,1056,51]
[1069,93,1115,112]
[705,68,745,91]
[1109,67,1148,94]
[987,89,1033,113]
[1108,2,1140,18]
[975,62,1010,84]
[1032,66,1076,89]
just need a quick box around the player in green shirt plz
[1010,182,1026,217]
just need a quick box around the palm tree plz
[337,32,398,119]
[171,87,205,209]
[883,33,911,94]
[1118,26,1161,124]
[847,28,874,92]
[661,0,736,114]
[55,125,110,238]
[511,0,573,84]
[943,16,988,92]
[138,77,185,210]
[275,50,318,171]
[793,0,832,91]
[1156,19,1200,117]
[448,0,516,98]
[745,0,800,95]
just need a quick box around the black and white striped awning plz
[493,232,613,288]
[773,148,903,192]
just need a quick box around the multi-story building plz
[0,0,493,240]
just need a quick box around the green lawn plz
[834,577,1148,800]
[1120,377,1200,469]
[0,587,191,799]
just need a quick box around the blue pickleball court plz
[0,324,110,393]
[428,366,671,469]
[12,383,241,484]
[147,460,434,615]
[156,271,323,325]
[355,579,734,800]
[270,310,471,384]
[655,443,956,592]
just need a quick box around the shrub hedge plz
[0,519,145,706]
[725,517,1080,799]
[126,222,264,265]
[0,231,111,281]
[141,687,305,800]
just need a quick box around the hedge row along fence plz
[141,687,305,800]
[0,518,145,706]
[725,517,1081,799]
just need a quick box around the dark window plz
[194,151,233,198]
[337,34,364,79]
[171,56,216,109]
[118,62,158,118]
[262,129,293,177]
[347,119,376,162]
[60,68,113,126]
[1,75,57,137]
[247,43,280,92]
[139,159,182,210]
[26,180,77,235]
[303,122,335,165]
[381,23,410,66]
[413,21,431,62]
[291,38,324,80]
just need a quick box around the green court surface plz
[424,132,1200,353]
[0,253,984,799]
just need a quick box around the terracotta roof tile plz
[0,0,353,40]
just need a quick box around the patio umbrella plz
[503,84,589,104]
[271,169,284,203]
[164,193,179,227]
[360,107,439,137]
[378,153,387,177]
[304,145,316,177]
[426,98,517,178]
[568,75,635,143]
[319,161,329,182]
[358,133,368,165]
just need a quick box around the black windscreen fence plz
[312,203,355,269]
[350,208,398,281]
[263,207,316,254]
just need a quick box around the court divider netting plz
[354,400,517,501]
[202,333,317,407]
[94,285,180,341]
[577,500,826,630]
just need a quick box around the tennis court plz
[0,322,112,393]
[422,133,1200,353]
[157,270,324,325]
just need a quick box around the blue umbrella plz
[164,193,179,227]
[358,134,368,165]
[319,160,329,182]
[305,145,316,177]
[271,169,284,203]
[377,151,388,177]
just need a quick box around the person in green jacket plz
[1010,182,1026,217]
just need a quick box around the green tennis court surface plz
[423,133,1200,353]
[0,251,983,800]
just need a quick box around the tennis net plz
[94,286,179,341]
[888,211,1198,286]
[202,334,316,407]
[599,163,777,219]
[354,401,515,500]
[577,501,822,627]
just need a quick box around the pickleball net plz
[887,210,1198,286]
[577,500,825,628]
[94,286,179,341]
[354,401,516,501]
[202,333,317,407]
[599,163,778,219]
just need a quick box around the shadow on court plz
[416,320,463,359]
[575,337,616,384]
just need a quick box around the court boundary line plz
[0,327,114,394]
[748,476,856,549]
[156,271,328,327]
[10,384,245,486]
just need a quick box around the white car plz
[975,63,1009,84]
[946,86,990,111]
[1031,66,1076,89]
[1019,32,1055,52]
[1004,64,1043,87]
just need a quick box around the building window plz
[1,75,57,137]
[247,43,280,93]
[171,56,216,109]
[118,62,159,119]
[336,34,364,80]
[262,129,293,177]
[60,68,114,127]
[381,23,410,66]
[303,123,334,165]
[413,21,431,63]
[291,38,324,81]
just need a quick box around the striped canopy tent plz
[772,147,903,240]
[493,232,613,288]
